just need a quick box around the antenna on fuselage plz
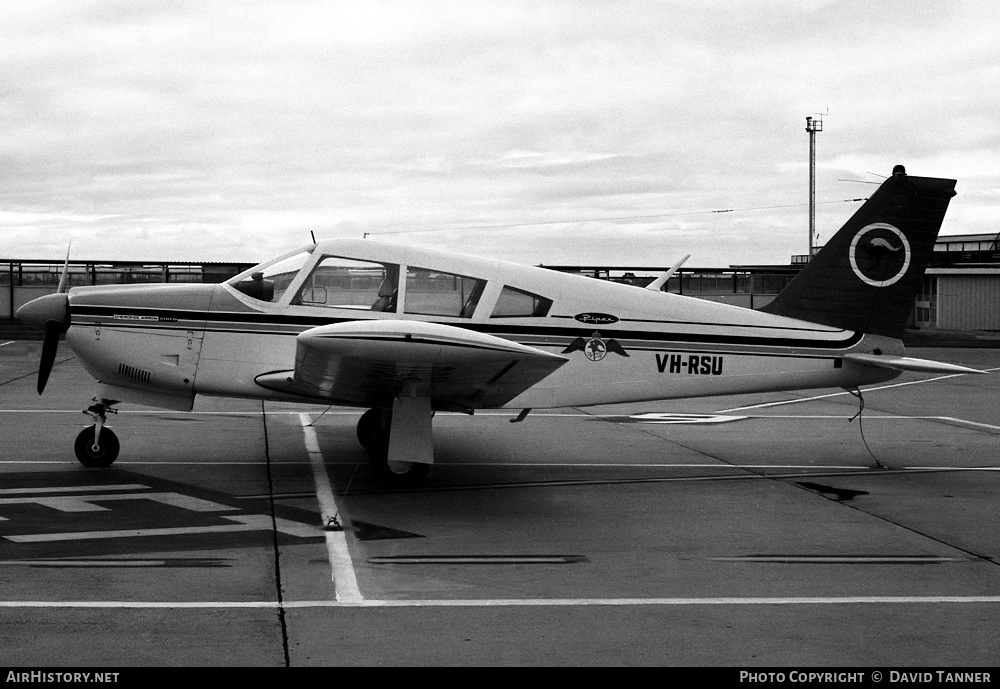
[645,254,691,292]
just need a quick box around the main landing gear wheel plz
[356,407,381,449]
[74,425,120,468]
[358,407,430,486]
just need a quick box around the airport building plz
[3,232,998,338]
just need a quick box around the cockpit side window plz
[404,267,485,318]
[294,256,399,311]
[491,286,552,318]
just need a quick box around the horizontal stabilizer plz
[843,353,985,375]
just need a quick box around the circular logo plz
[849,223,911,287]
[585,336,607,362]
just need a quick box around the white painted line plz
[717,385,915,413]
[298,412,363,603]
[2,595,1000,609]
[741,415,930,419]
[709,556,970,564]
[718,368,1000,414]
[627,412,747,424]
[286,595,1000,608]
[938,417,1000,433]
[2,461,997,474]
[719,414,1000,433]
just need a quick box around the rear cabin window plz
[491,286,552,317]
[294,256,400,311]
[404,267,485,318]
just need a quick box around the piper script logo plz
[849,223,911,287]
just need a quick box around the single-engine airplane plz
[16,165,984,483]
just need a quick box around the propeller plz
[16,244,72,394]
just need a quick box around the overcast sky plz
[1,0,997,268]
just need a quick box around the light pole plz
[805,115,823,259]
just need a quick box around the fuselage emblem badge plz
[562,331,629,361]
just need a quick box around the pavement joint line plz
[0,484,149,495]
[298,412,363,603]
[3,595,1000,609]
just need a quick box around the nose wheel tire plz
[74,425,120,468]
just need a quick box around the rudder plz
[761,165,956,338]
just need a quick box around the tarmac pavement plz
[1,340,998,667]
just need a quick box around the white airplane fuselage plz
[63,239,900,413]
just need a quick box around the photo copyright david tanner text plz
[739,671,992,683]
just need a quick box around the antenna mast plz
[805,114,824,259]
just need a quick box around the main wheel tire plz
[356,408,383,449]
[74,425,120,468]
[366,428,430,486]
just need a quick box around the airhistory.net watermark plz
[5,672,119,683]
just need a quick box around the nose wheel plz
[74,425,120,468]
[74,398,121,468]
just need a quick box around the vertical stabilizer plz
[760,166,956,338]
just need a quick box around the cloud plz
[1,0,997,268]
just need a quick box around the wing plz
[255,319,568,410]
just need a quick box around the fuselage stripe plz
[69,305,863,351]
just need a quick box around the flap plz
[255,319,567,409]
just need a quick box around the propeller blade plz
[56,242,72,294]
[15,247,72,396]
[38,323,61,394]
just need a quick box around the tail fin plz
[760,165,956,338]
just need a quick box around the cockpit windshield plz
[228,246,314,303]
